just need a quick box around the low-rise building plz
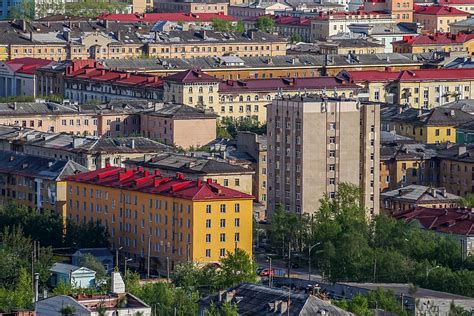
[49,263,96,289]
[0,58,53,99]
[152,1,229,15]
[390,107,474,143]
[124,152,254,195]
[438,0,474,14]
[438,144,474,196]
[65,167,254,272]
[392,32,474,54]
[380,184,460,213]
[71,248,114,274]
[98,12,235,25]
[0,151,87,216]
[229,2,292,17]
[413,5,470,33]
[140,103,217,148]
[380,141,438,191]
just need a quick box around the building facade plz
[413,5,469,33]
[267,96,380,217]
[65,167,254,272]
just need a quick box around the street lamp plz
[266,256,273,288]
[426,265,440,278]
[115,246,123,270]
[124,257,133,275]
[308,242,321,282]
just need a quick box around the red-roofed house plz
[394,207,474,257]
[0,58,54,98]
[392,32,474,53]
[65,166,254,271]
[438,0,474,15]
[413,5,470,32]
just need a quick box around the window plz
[220,233,226,242]
[220,204,226,213]
[206,219,211,228]
[329,137,336,144]
[206,205,211,213]
[235,179,240,186]
[206,249,211,257]
[219,248,226,257]
[435,129,440,136]
[206,234,211,243]
[220,219,226,228]
[235,203,240,212]
[223,179,228,186]
[235,218,240,227]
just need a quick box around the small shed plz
[49,263,96,289]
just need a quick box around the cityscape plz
[0,0,474,315]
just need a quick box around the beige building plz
[267,95,380,216]
[140,103,218,149]
[124,152,254,195]
[153,0,228,14]
[413,5,469,33]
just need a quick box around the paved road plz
[255,256,322,282]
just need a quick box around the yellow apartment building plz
[438,144,474,196]
[390,107,474,144]
[413,5,469,33]
[65,167,254,273]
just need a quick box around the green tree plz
[58,304,75,316]
[79,254,107,280]
[255,16,275,33]
[290,34,303,43]
[219,249,256,288]
[367,289,408,316]
[64,220,110,248]
[9,0,35,20]
[64,0,127,18]
[205,301,238,316]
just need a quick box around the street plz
[255,255,323,282]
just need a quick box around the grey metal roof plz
[380,185,460,202]
[147,103,218,119]
[50,263,95,274]
[0,151,87,180]
[0,101,78,116]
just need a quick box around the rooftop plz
[414,5,470,15]
[3,58,54,75]
[390,107,474,126]
[67,167,254,201]
[146,103,218,119]
[394,207,474,237]
[98,12,237,22]
[50,263,95,275]
[393,32,474,46]
[380,142,437,161]
[381,185,460,203]
[163,69,220,84]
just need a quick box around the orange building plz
[364,0,414,22]
[65,167,254,273]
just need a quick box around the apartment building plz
[380,185,460,213]
[65,167,254,272]
[380,141,438,191]
[64,67,163,104]
[0,58,53,98]
[318,39,386,55]
[438,144,474,196]
[163,69,361,123]
[364,0,414,22]
[267,95,380,217]
[124,152,254,195]
[310,11,396,40]
[0,151,87,217]
[390,107,474,144]
[338,70,400,103]
[139,103,218,149]
[438,0,474,13]
[153,0,228,14]
[392,32,474,54]
[99,12,235,26]
[413,5,469,33]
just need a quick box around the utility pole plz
[287,241,291,278]
[147,236,151,279]
[373,258,377,283]
[166,257,170,281]
[267,256,272,288]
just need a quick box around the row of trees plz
[217,117,266,139]
[268,183,474,297]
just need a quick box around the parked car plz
[259,268,275,277]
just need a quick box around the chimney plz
[432,188,437,198]
[458,145,467,156]
[72,137,84,148]
[131,139,135,149]
[279,301,289,314]
[63,30,71,42]
[116,30,122,41]
[20,19,27,32]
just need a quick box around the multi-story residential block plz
[395,207,474,258]
[267,95,380,216]
[153,0,228,14]
[389,107,474,144]
[413,5,469,33]
[163,69,361,123]
[438,144,474,196]
[310,11,396,40]
[0,58,53,98]
[99,12,235,26]
[65,167,254,272]
[364,0,414,22]
[140,103,218,148]
[146,30,287,59]
[381,185,460,213]
[101,53,422,79]
[392,32,474,54]
[380,141,438,191]
[122,0,153,13]
[64,66,163,104]
[0,151,87,216]
[124,152,254,195]
[36,60,75,99]
[229,2,292,18]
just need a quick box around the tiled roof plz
[438,0,474,5]
[99,12,237,22]
[396,68,474,81]
[163,69,219,84]
[393,32,474,46]
[218,76,359,92]
[414,4,469,15]
[394,207,474,236]
[67,167,254,201]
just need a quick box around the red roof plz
[67,167,254,201]
[164,69,220,84]
[218,77,359,92]
[438,0,474,5]
[414,5,469,15]
[393,32,474,45]
[5,58,54,75]
[99,12,237,22]
[394,207,474,236]
[66,66,162,88]
[343,68,474,82]
[341,70,400,82]
[312,10,392,20]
